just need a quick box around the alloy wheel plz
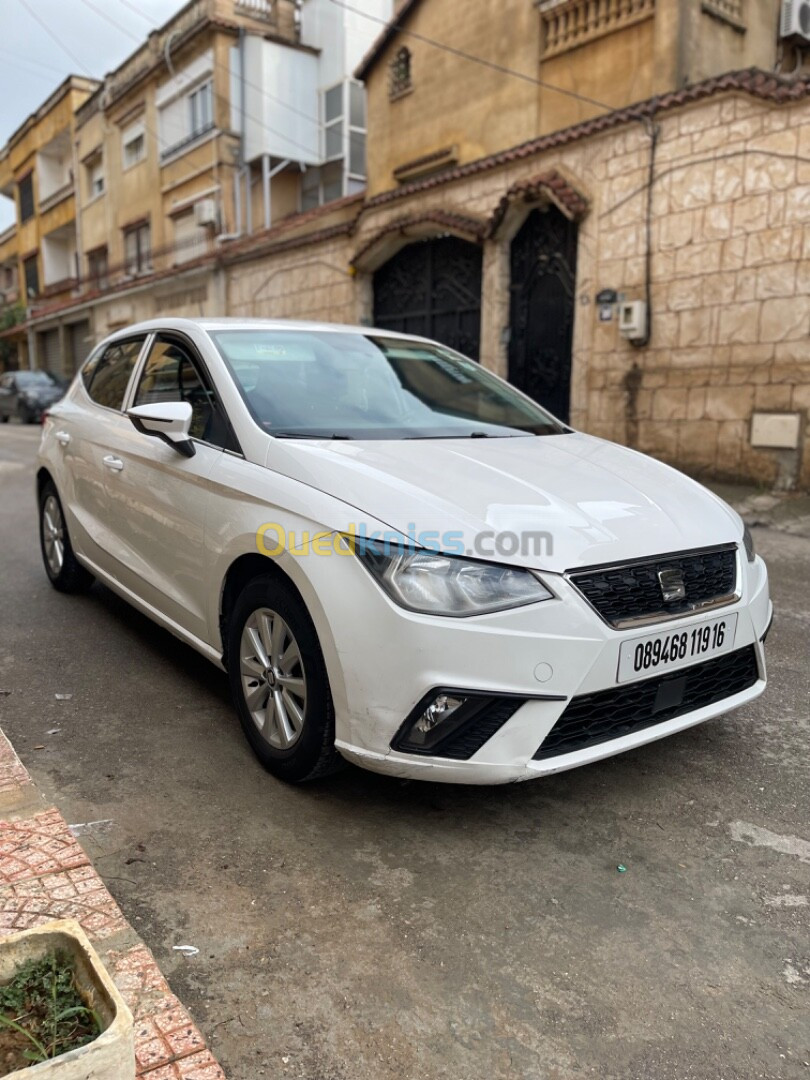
[42,494,65,577]
[240,607,308,750]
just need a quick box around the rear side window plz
[82,338,144,410]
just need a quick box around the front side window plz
[133,336,231,447]
[210,330,568,441]
[124,222,151,274]
[81,338,144,410]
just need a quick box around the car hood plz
[264,432,742,573]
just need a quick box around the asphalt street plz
[0,422,808,1080]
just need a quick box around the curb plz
[0,727,228,1079]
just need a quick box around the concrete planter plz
[0,920,134,1079]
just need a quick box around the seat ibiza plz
[37,319,771,784]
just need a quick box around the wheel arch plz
[217,548,349,734]
[36,466,54,501]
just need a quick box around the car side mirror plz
[127,401,196,458]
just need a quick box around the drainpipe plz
[72,137,83,289]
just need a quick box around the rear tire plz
[17,403,34,424]
[38,481,95,594]
[0,414,8,423]
[227,575,343,783]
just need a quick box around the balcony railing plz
[235,0,273,18]
[540,0,656,59]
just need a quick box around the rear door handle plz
[102,455,124,472]
[55,431,71,446]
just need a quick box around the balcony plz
[539,0,656,59]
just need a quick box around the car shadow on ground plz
[83,575,751,835]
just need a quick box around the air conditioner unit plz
[618,300,648,343]
[194,199,217,227]
[780,0,810,42]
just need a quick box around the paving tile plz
[0,864,128,940]
[0,730,32,794]
[107,943,174,1017]
[108,945,209,1074]
[139,1050,227,1079]
[0,808,89,883]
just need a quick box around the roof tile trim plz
[366,68,810,210]
[488,169,590,234]
[351,208,488,266]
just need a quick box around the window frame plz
[121,123,147,171]
[123,221,151,275]
[188,80,214,140]
[23,253,39,299]
[79,335,149,414]
[18,173,35,223]
[389,46,412,100]
[127,330,242,455]
[87,245,109,291]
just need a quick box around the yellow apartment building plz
[0,75,99,369]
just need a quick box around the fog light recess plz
[392,689,532,760]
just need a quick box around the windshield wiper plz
[403,431,525,440]
[272,432,353,440]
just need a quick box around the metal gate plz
[68,321,92,375]
[40,329,61,376]
[373,236,483,359]
[508,208,578,422]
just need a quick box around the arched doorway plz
[373,236,483,359]
[508,207,578,421]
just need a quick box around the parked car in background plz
[0,370,65,423]
[36,319,771,785]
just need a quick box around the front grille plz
[532,645,759,761]
[568,545,738,628]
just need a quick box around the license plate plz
[617,613,738,684]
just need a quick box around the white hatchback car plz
[37,318,771,784]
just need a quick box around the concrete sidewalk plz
[0,726,227,1080]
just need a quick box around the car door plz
[97,332,237,645]
[51,336,148,568]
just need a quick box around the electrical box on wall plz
[618,300,647,343]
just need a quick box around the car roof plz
[103,317,432,344]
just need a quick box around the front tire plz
[18,403,34,424]
[227,576,343,783]
[39,481,95,594]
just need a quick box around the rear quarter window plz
[81,338,144,410]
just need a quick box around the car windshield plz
[210,330,568,440]
[16,371,58,387]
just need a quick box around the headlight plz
[354,540,553,616]
[743,524,756,563]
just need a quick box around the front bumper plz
[323,550,771,784]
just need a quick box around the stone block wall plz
[221,85,810,488]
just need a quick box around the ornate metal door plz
[373,237,483,359]
[508,208,578,421]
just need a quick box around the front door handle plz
[55,431,71,446]
[102,455,124,472]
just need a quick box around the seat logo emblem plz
[658,567,686,603]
